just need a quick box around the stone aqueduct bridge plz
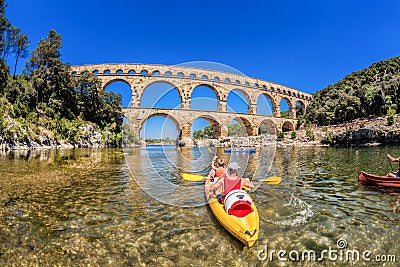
[71,64,312,144]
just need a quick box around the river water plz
[1,146,400,266]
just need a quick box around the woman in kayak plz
[209,162,254,203]
[387,154,400,178]
[209,156,226,182]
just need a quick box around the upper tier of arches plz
[71,63,312,119]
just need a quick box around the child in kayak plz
[387,154,400,178]
[209,162,254,203]
[209,156,226,182]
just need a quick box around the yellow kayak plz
[205,177,259,247]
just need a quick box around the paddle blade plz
[260,176,282,184]
[182,173,205,181]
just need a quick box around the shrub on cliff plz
[277,130,284,141]
[321,132,337,145]
[387,107,396,125]
[305,124,315,141]
[45,114,82,144]
[0,116,5,135]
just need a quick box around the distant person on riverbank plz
[209,156,226,183]
[209,162,254,203]
[387,154,400,178]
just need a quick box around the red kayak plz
[358,171,400,188]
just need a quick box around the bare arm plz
[211,156,218,169]
[209,178,224,192]
[388,154,400,162]
[242,178,254,189]
[208,168,216,179]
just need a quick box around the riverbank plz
[195,134,325,148]
[310,114,400,146]
[3,114,399,150]
[0,116,140,151]
[193,115,400,148]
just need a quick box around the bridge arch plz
[227,89,252,114]
[279,96,294,119]
[103,79,132,107]
[231,116,256,136]
[140,81,182,109]
[257,93,278,116]
[282,121,294,132]
[101,77,129,89]
[139,112,181,139]
[295,100,306,118]
[191,115,226,139]
[259,119,277,135]
[190,84,219,111]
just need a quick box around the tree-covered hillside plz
[305,56,400,125]
[0,0,131,148]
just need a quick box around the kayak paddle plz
[182,173,205,181]
[260,176,282,184]
[243,176,283,190]
[183,173,282,184]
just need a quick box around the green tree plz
[203,125,213,138]
[99,91,122,130]
[228,123,245,136]
[0,1,125,147]
[0,0,10,55]
[12,31,29,78]
[27,30,76,118]
[26,29,62,71]
[305,123,315,140]
[121,123,139,146]
[5,75,35,113]
[280,110,289,118]
[0,25,18,60]
[0,0,10,92]
[305,56,400,125]
[74,71,102,121]
[74,70,123,131]
[193,129,203,139]
[193,125,214,139]
[387,107,396,126]
[277,130,284,141]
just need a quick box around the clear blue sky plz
[7,0,400,138]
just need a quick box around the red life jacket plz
[214,168,225,178]
[210,167,225,179]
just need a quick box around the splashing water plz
[269,194,315,226]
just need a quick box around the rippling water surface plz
[1,146,400,266]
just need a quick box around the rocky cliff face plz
[0,124,112,151]
[333,128,400,145]
[320,115,400,146]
